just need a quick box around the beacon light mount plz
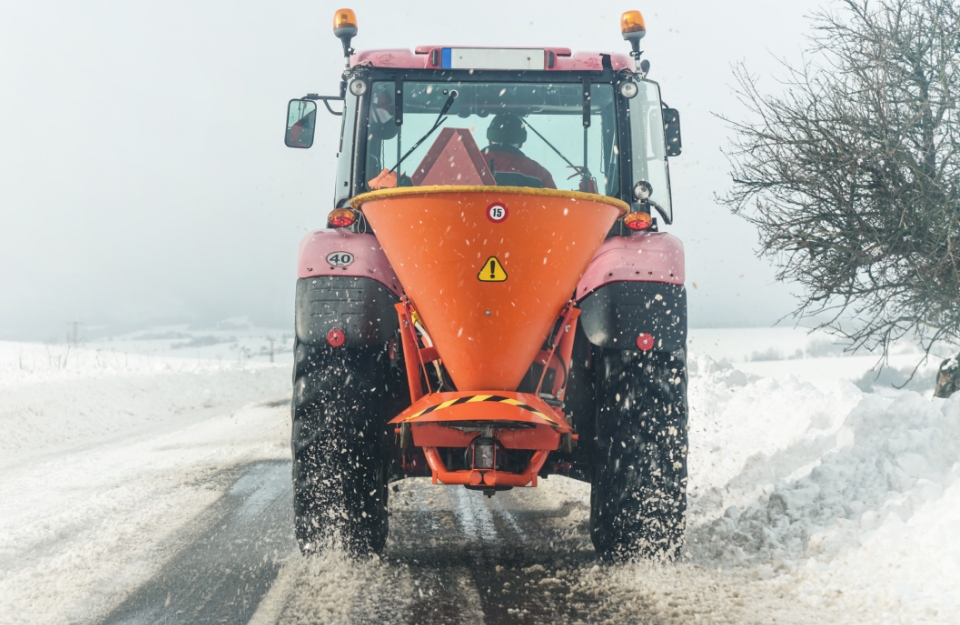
[333,9,360,98]
[333,9,358,66]
[620,10,647,59]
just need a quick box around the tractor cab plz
[286,13,681,229]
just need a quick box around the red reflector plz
[637,333,654,351]
[327,328,345,347]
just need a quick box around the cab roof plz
[351,47,636,72]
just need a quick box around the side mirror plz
[285,99,318,149]
[663,108,682,157]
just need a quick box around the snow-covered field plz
[1,324,958,623]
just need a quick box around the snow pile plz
[686,353,862,497]
[680,353,960,622]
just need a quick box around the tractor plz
[284,8,686,560]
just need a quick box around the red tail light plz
[624,211,652,231]
[327,208,356,228]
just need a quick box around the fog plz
[0,0,821,340]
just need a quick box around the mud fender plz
[575,233,687,352]
[296,230,401,347]
[298,229,401,294]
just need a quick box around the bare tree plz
[719,0,960,390]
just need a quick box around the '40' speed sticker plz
[326,252,354,267]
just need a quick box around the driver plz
[481,114,557,189]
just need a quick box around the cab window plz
[364,81,618,197]
[627,81,671,219]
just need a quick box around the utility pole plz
[67,321,83,345]
[267,337,275,363]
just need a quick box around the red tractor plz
[285,9,686,560]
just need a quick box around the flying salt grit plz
[283,7,688,560]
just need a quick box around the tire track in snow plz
[377,480,485,625]
[438,485,625,623]
[98,461,295,625]
[269,477,484,624]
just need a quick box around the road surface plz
[98,460,638,624]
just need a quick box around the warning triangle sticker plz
[477,256,508,282]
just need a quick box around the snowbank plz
[681,354,960,623]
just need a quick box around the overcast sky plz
[0,0,825,340]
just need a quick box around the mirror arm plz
[302,94,344,117]
[323,100,343,117]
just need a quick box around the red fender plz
[297,229,401,297]
[575,232,685,301]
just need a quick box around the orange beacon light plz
[621,10,646,59]
[334,9,358,65]
[621,10,646,40]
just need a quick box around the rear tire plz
[590,348,688,560]
[292,341,390,555]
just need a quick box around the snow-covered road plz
[1,332,958,624]
[0,350,293,625]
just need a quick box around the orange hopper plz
[354,186,626,391]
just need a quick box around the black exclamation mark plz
[489,259,496,280]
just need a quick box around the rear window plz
[364,81,619,197]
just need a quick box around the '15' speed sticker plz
[326,252,354,267]
[487,203,508,223]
